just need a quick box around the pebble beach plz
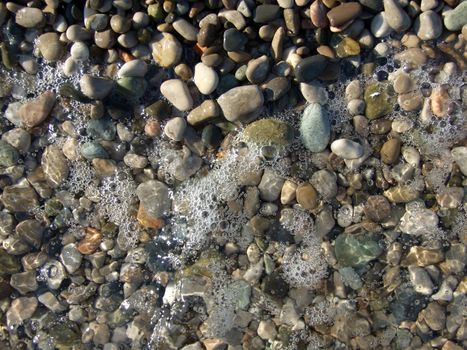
[0,0,466,349]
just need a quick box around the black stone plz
[294,55,328,83]
[223,28,247,52]
[262,272,289,298]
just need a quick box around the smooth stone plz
[164,117,187,141]
[116,77,147,99]
[394,48,427,67]
[380,138,401,164]
[60,243,82,274]
[2,179,39,212]
[327,2,362,27]
[296,183,319,210]
[444,2,467,31]
[42,145,69,188]
[217,85,264,122]
[398,91,423,111]
[254,4,280,23]
[124,153,148,169]
[17,91,56,129]
[258,169,284,202]
[117,59,147,78]
[80,142,109,160]
[160,79,193,111]
[0,140,19,167]
[347,99,365,116]
[223,28,247,52]
[363,81,394,119]
[383,0,411,32]
[243,118,294,146]
[94,29,117,49]
[172,18,198,41]
[393,73,414,94]
[283,8,300,35]
[37,32,65,62]
[364,195,392,222]
[310,169,337,201]
[2,128,30,153]
[218,10,246,30]
[262,77,290,101]
[414,11,442,40]
[294,55,327,83]
[136,180,171,218]
[271,27,285,61]
[331,139,364,159]
[300,103,330,152]
[151,33,182,68]
[187,100,220,126]
[198,23,218,47]
[194,63,218,95]
[80,75,114,100]
[335,37,361,57]
[15,7,43,28]
[69,42,89,62]
[335,233,383,267]
[371,12,392,38]
[310,0,329,28]
[246,55,270,84]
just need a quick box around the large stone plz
[151,32,182,68]
[383,0,411,32]
[17,91,56,129]
[160,79,193,111]
[444,1,467,31]
[300,103,330,152]
[414,11,442,40]
[295,55,327,83]
[194,63,218,95]
[335,233,383,267]
[37,32,64,61]
[363,81,395,119]
[15,7,44,28]
[2,179,39,212]
[217,85,264,122]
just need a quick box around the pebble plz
[331,139,364,159]
[436,187,464,208]
[15,7,43,28]
[0,140,19,167]
[310,0,328,28]
[17,91,56,129]
[60,243,82,274]
[194,63,219,95]
[310,169,337,201]
[363,81,394,119]
[80,142,109,160]
[371,12,392,38]
[123,153,148,169]
[399,208,439,236]
[451,147,467,176]
[37,32,65,62]
[42,145,69,188]
[173,18,198,41]
[364,195,392,222]
[77,227,102,255]
[187,100,220,126]
[6,296,38,328]
[408,265,434,295]
[398,91,423,111]
[262,76,290,101]
[151,33,182,68]
[300,103,330,152]
[414,11,442,40]
[2,179,39,212]
[136,180,172,218]
[2,128,30,153]
[217,85,264,122]
[326,2,362,27]
[393,73,414,94]
[243,118,294,146]
[258,169,284,202]
[380,138,401,164]
[117,59,148,78]
[246,55,270,84]
[160,79,193,111]
[443,2,467,31]
[257,320,277,341]
[383,0,411,32]
[164,117,187,141]
[70,42,89,61]
[334,233,383,268]
[296,183,319,210]
[10,271,38,294]
[254,4,280,23]
[300,81,328,105]
[80,75,114,100]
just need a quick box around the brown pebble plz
[78,228,102,255]
[316,45,335,59]
[326,2,362,28]
[174,63,193,80]
[364,195,391,223]
[296,183,318,210]
[431,86,450,117]
[398,91,423,111]
[309,0,328,28]
[145,119,162,137]
[380,138,401,165]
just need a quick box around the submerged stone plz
[334,233,383,267]
[300,103,330,152]
[244,119,294,146]
[364,81,395,119]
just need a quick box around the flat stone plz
[194,63,218,95]
[80,142,109,160]
[243,118,294,146]
[0,140,19,167]
[17,91,56,129]
[300,103,330,152]
[295,55,327,83]
[384,185,420,203]
[335,233,383,268]
[42,145,69,188]
[310,0,329,28]
[160,79,193,111]
[371,12,392,38]
[327,2,362,27]
[335,37,361,58]
[2,179,39,212]
[217,85,264,122]
[80,75,114,100]
[331,139,364,159]
[408,266,434,295]
[400,208,439,236]
[151,33,182,68]
[402,246,444,267]
[37,32,64,62]
[198,23,218,47]
[10,271,38,294]
[421,302,445,331]
[394,48,427,67]
[15,7,43,28]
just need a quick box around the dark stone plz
[262,272,289,298]
[223,28,247,52]
[294,55,328,83]
[389,284,427,323]
[254,5,281,24]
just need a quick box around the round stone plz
[380,138,401,164]
[160,79,193,111]
[364,195,391,222]
[151,33,182,68]
[37,32,65,62]
[217,85,264,122]
[164,117,187,141]
[194,63,218,95]
[15,7,44,28]
[295,55,327,83]
[246,55,270,84]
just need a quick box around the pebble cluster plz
[0,0,466,349]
